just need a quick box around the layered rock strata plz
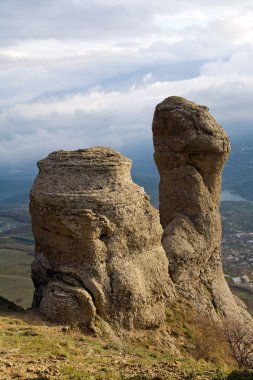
[30,147,171,329]
[152,96,253,321]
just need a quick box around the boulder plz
[30,147,172,329]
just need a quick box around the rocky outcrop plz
[152,96,253,322]
[30,147,172,329]
[0,296,23,312]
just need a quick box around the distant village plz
[222,232,253,291]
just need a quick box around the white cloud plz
[1,69,253,164]
[143,73,153,82]
[0,0,253,164]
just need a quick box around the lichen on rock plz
[30,147,172,329]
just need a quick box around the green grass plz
[230,287,253,315]
[0,249,33,276]
[0,311,235,380]
[0,248,34,309]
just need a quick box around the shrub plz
[227,369,253,380]
[225,319,253,369]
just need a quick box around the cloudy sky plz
[1,0,253,165]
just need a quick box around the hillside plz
[0,131,253,379]
[0,299,246,380]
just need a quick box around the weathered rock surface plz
[30,147,171,329]
[152,96,253,322]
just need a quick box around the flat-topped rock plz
[34,147,132,194]
[30,147,172,329]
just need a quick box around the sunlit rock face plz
[30,147,172,329]
[152,96,253,322]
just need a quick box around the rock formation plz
[152,96,253,322]
[30,147,171,329]
[0,296,23,312]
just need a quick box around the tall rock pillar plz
[152,96,252,321]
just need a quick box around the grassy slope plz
[0,303,236,380]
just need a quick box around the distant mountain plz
[0,177,34,203]
[0,134,252,207]
[223,134,253,201]
[121,142,158,177]
[0,193,29,210]
[132,174,159,208]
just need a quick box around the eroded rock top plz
[153,96,230,154]
[34,147,132,194]
[42,147,131,167]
